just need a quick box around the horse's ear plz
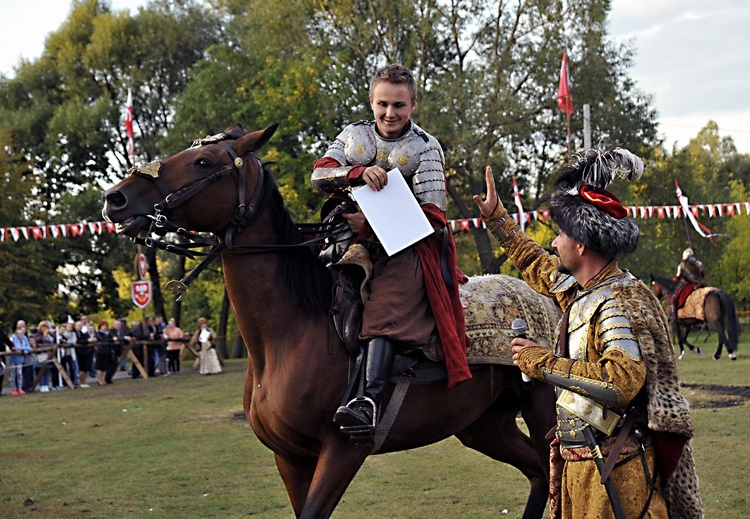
[238,123,279,154]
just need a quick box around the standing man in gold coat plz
[474,148,703,518]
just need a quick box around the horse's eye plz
[196,158,212,167]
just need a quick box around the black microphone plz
[511,318,533,390]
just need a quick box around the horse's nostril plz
[105,190,127,209]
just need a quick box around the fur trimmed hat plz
[549,148,644,259]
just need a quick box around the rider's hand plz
[362,166,388,191]
[472,166,500,218]
[343,211,366,234]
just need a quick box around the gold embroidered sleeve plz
[564,348,645,406]
[526,346,646,407]
[516,346,556,380]
[484,199,562,301]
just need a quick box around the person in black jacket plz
[77,321,96,388]
[132,316,159,378]
[92,321,112,385]
[106,319,132,383]
[0,325,14,395]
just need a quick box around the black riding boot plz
[334,337,395,431]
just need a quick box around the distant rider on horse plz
[311,64,471,441]
[669,248,705,321]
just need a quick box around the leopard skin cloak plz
[613,281,704,518]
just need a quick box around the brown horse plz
[651,274,739,361]
[102,124,558,518]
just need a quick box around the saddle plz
[677,286,718,320]
[328,244,371,356]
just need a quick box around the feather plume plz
[555,147,644,190]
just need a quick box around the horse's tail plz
[719,290,740,351]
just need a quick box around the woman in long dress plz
[191,317,221,375]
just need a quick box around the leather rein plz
[129,134,337,300]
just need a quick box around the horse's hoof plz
[713,354,721,360]
[678,351,686,360]
[729,353,737,361]
[695,347,701,355]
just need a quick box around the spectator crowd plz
[0,315,223,396]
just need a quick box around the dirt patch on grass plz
[682,383,750,409]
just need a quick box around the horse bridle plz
[128,132,336,300]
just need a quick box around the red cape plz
[416,204,472,387]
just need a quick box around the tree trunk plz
[232,332,246,359]
[145,247,166,318]
[446,177,504,274]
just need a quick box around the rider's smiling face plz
[370,81,416,139]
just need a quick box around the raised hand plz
[472,166,499,218]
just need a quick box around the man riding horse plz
[669,248,706,321]
[311,64,471,441]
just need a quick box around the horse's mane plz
[265,168,332,315]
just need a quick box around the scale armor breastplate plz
[563,276,642,364]
[313,121,447,211]
[548,274,644,444]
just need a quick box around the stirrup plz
[334,396,376,432]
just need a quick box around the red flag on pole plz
[557,49,574,115]
[125,88,135,160]
[512,177,526,231]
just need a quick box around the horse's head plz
[102,123,278,239]
[650,274,675,300]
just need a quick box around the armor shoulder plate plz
[385,123,434,175]
[551,273,576,294]
[596,275,642,359]
[397,123,447,210]
[343,121,377,166]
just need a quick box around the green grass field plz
[1,333,748,518]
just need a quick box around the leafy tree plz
[624,121,745,286]
[0,0,222,319]
[717,180,750,308]
[164,1,663,279]
[0,130,62,326]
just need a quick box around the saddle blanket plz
[678,287,718,321]
[423,274,561,366]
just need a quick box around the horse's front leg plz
[677,324,701,359]
[298,434,369,519]
[274,453,317,516]
[674,324,687,360]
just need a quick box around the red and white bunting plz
[2,199,750,243]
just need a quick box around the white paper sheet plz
[352,169,435,256]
